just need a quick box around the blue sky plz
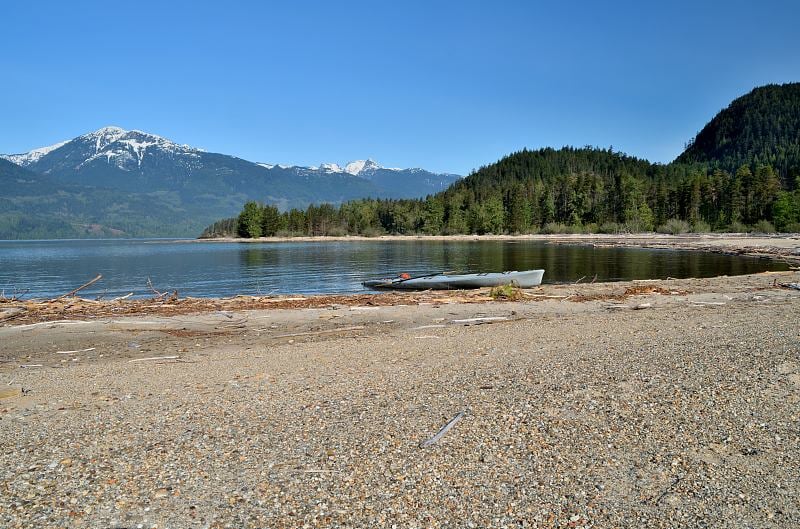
[2,0,798,175]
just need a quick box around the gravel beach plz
[1,271,799,528]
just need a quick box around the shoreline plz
[2,270,797,326]
[193,232,800,263]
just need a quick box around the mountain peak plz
[94,125,127,134]
[344,159,382,175]
[79,126,129,153]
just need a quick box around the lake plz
[0,238,788,299]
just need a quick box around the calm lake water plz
[0,239,788,299]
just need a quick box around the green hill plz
[676,82,800,183]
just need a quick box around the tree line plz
[201,147,800,238]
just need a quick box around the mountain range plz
[0,127,460,239]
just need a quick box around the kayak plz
[362,269,545,290]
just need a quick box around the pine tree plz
[237,201,263,238]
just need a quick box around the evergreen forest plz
[203,83,800,238]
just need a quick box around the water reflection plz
[0,239,788,299]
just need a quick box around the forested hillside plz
[0,158,207,239]
[214,83,800,238]
[677,83,800,183]
[213,148,799,238]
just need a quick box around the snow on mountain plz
[2,127,460,204]
[81,126,128,153]
[319,162,343,173]
[2,126,208,174]
[3,130,446,183]
[1,139,69,166]
[256,159,389,176]
[76,129,202,170]
[344,159,382,175]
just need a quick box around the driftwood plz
[274,326,364,338]
[54,347,96,354]
[451,316,508,325]
[420,411,466,448]
[111,293,134,301]
[0,307,26,322]
[56,274,102,301]
[146,277,163,297]
[263,297,307,303]
[0,289,29,301]
[12,320,92,330]
[128,355,180,363]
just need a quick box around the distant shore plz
[193,232,800,263]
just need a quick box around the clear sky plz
[2,0,798,175]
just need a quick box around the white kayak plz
[362,269,545,290]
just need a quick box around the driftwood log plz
[56,274,102,301]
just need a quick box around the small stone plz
[153,488,169,499]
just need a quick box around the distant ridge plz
[0,127,461,238]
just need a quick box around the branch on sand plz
[419,411,466,448]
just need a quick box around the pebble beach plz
[1,269,798,528]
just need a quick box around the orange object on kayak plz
[399,273,411,279]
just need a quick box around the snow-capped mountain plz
[344,159,382,175]
[258,157,461,196]
[2,126,208,189]
[1,126,461,237]
[73,127,201,170]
